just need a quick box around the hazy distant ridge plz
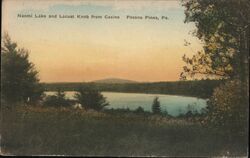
[92,78,137,83]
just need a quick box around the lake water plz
[45,91,207,116]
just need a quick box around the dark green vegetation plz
[152,97,161,114]
[74,87,109,111]
[43,89,73,107]
[42,79,222,98]
[1,106,247,156]
[43,87,109,111]
[1,33,43,105]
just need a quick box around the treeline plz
[42,79,223,98]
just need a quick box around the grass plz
[1,106,248,156]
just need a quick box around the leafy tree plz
[1,33,43,105]
[181,0,249,137]
[74,87,109,111]
[152,97,161,114]
[43,89,71,107]
[181,0,249,83]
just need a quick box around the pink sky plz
[2,0,202,82]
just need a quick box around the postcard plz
[1,0,249,157]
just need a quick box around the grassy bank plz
[1,106,247,156]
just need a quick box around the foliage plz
[186,103,199,116]
[177,105,207,120]
[1,33,44,105]
[205,80,248,136]
[181,0,249,81]
[43,89,72,107]
[43,79,222,98]
[74,87,109,111]
[181,0,249,140]
[134,106,145,114]
[152,97,161,114]
[161,110,170,117]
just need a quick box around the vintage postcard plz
[1,0,249,157]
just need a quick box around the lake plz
[45,91,207,116]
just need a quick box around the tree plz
[181,0,249,138]
[43,89,71,107]
[74,87,109,111]
[181,0,249,84]
[151,97,161,114]
[1,33,43,105]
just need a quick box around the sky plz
[2,0,202,82]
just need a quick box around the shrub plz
[74,87,109,111]
[161,109,171,117]
[205,80,248,137]
[43,89,71,107]
[134,106,145,114]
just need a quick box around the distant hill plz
[92,78,137,84]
